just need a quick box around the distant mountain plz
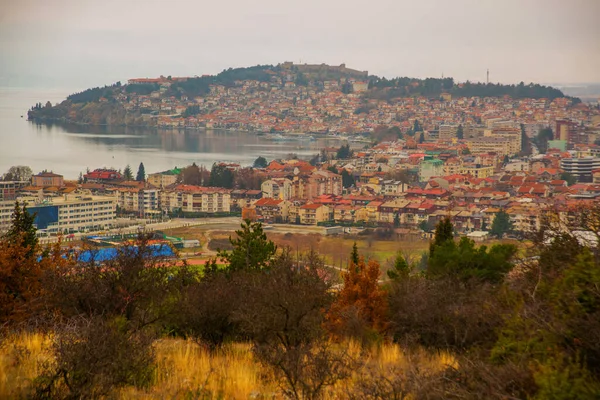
[551,83,600,102]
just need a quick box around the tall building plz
[560,157,600,182]
[555,119,576,142]
[439,124,459,141]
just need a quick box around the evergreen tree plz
[136,162,145,182]
[413,119,422,132]
[430,217,454,257]
[427,237,516,283]
[336,144,353,159]
[5,201,38,258]
[490,210,514,239]
[456,124,464,140]
[218,219,277,273]
[350,242,359,265]
[123,165,133,181]
[387,251,410,281]
[253,156,268,168]
[418,131,425,144]
[209,163,234,188]
[560,172,577,186]
[394,213,400,228]
[341,169,355,188]
[78,172,84,184]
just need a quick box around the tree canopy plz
[136,163,146,182]
[217,219,277,273]
[490,210,513,238]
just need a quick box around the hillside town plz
[3,101,600,239]
[9,64,600,238]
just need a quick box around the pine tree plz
[490,210,514,239]
[78,172,84,184]
[418,131,425,144]
[136,162,145,182]
[430,217,454,256]
[123,165,133,181]
[350,242,359,265]
[387,251,410,281]
[5,201,38,258]
[218,219,277,273]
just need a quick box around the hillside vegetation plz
[1,203,600,399]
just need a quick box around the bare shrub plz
[388,277,505,352]
[33,317,155,399]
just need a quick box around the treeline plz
[178,161,265,190]
[125,83,159,95]
[170,65,276,97]
[66,82,122,103]
[2,197,600,398]
[367,76,573,101]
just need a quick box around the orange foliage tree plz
[326,257,388,342]
[0,235,69,326]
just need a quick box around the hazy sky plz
[1,0,599,90]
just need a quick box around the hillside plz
[27,62,578,129]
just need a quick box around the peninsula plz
[27,62,576,134]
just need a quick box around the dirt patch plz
[208,238,232,252]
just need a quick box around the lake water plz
[0,87,340,179]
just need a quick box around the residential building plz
[147,168,180,188]
[560,157,600,182]
[439,124,458,140]
[161,185,231,214]
[261,178,293,200]
[466,137,513,157]
[254,198,290,222]
[32,172,64,188]
[84,169,123,183]
[25,194,116,234]
[298,203,330,225]
[419,158,444,182]
[112,187,160,217]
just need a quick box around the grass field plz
[0,332,455,399]
[162,224,524,275]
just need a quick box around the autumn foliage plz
[326,257,388,342]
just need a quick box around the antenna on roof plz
[487,69,489,84]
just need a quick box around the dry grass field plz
[0,332,455,399]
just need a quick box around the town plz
[3,99,600,240]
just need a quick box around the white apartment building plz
[24,195,116,234]
[261,178,293,200]
[0,200,14,233]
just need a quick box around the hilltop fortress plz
[280,62,368,79]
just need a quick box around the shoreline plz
[27,117,372,140]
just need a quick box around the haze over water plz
[0,87,330,180]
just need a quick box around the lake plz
[0,87,344,179]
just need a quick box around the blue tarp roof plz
[75,244,175,263]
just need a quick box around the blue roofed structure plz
[75,244,176,264]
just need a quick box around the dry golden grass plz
[1,332,455,399]
[0,332,53,398]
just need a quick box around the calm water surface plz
[0,87,337,179]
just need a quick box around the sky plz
[1,0,599,91]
